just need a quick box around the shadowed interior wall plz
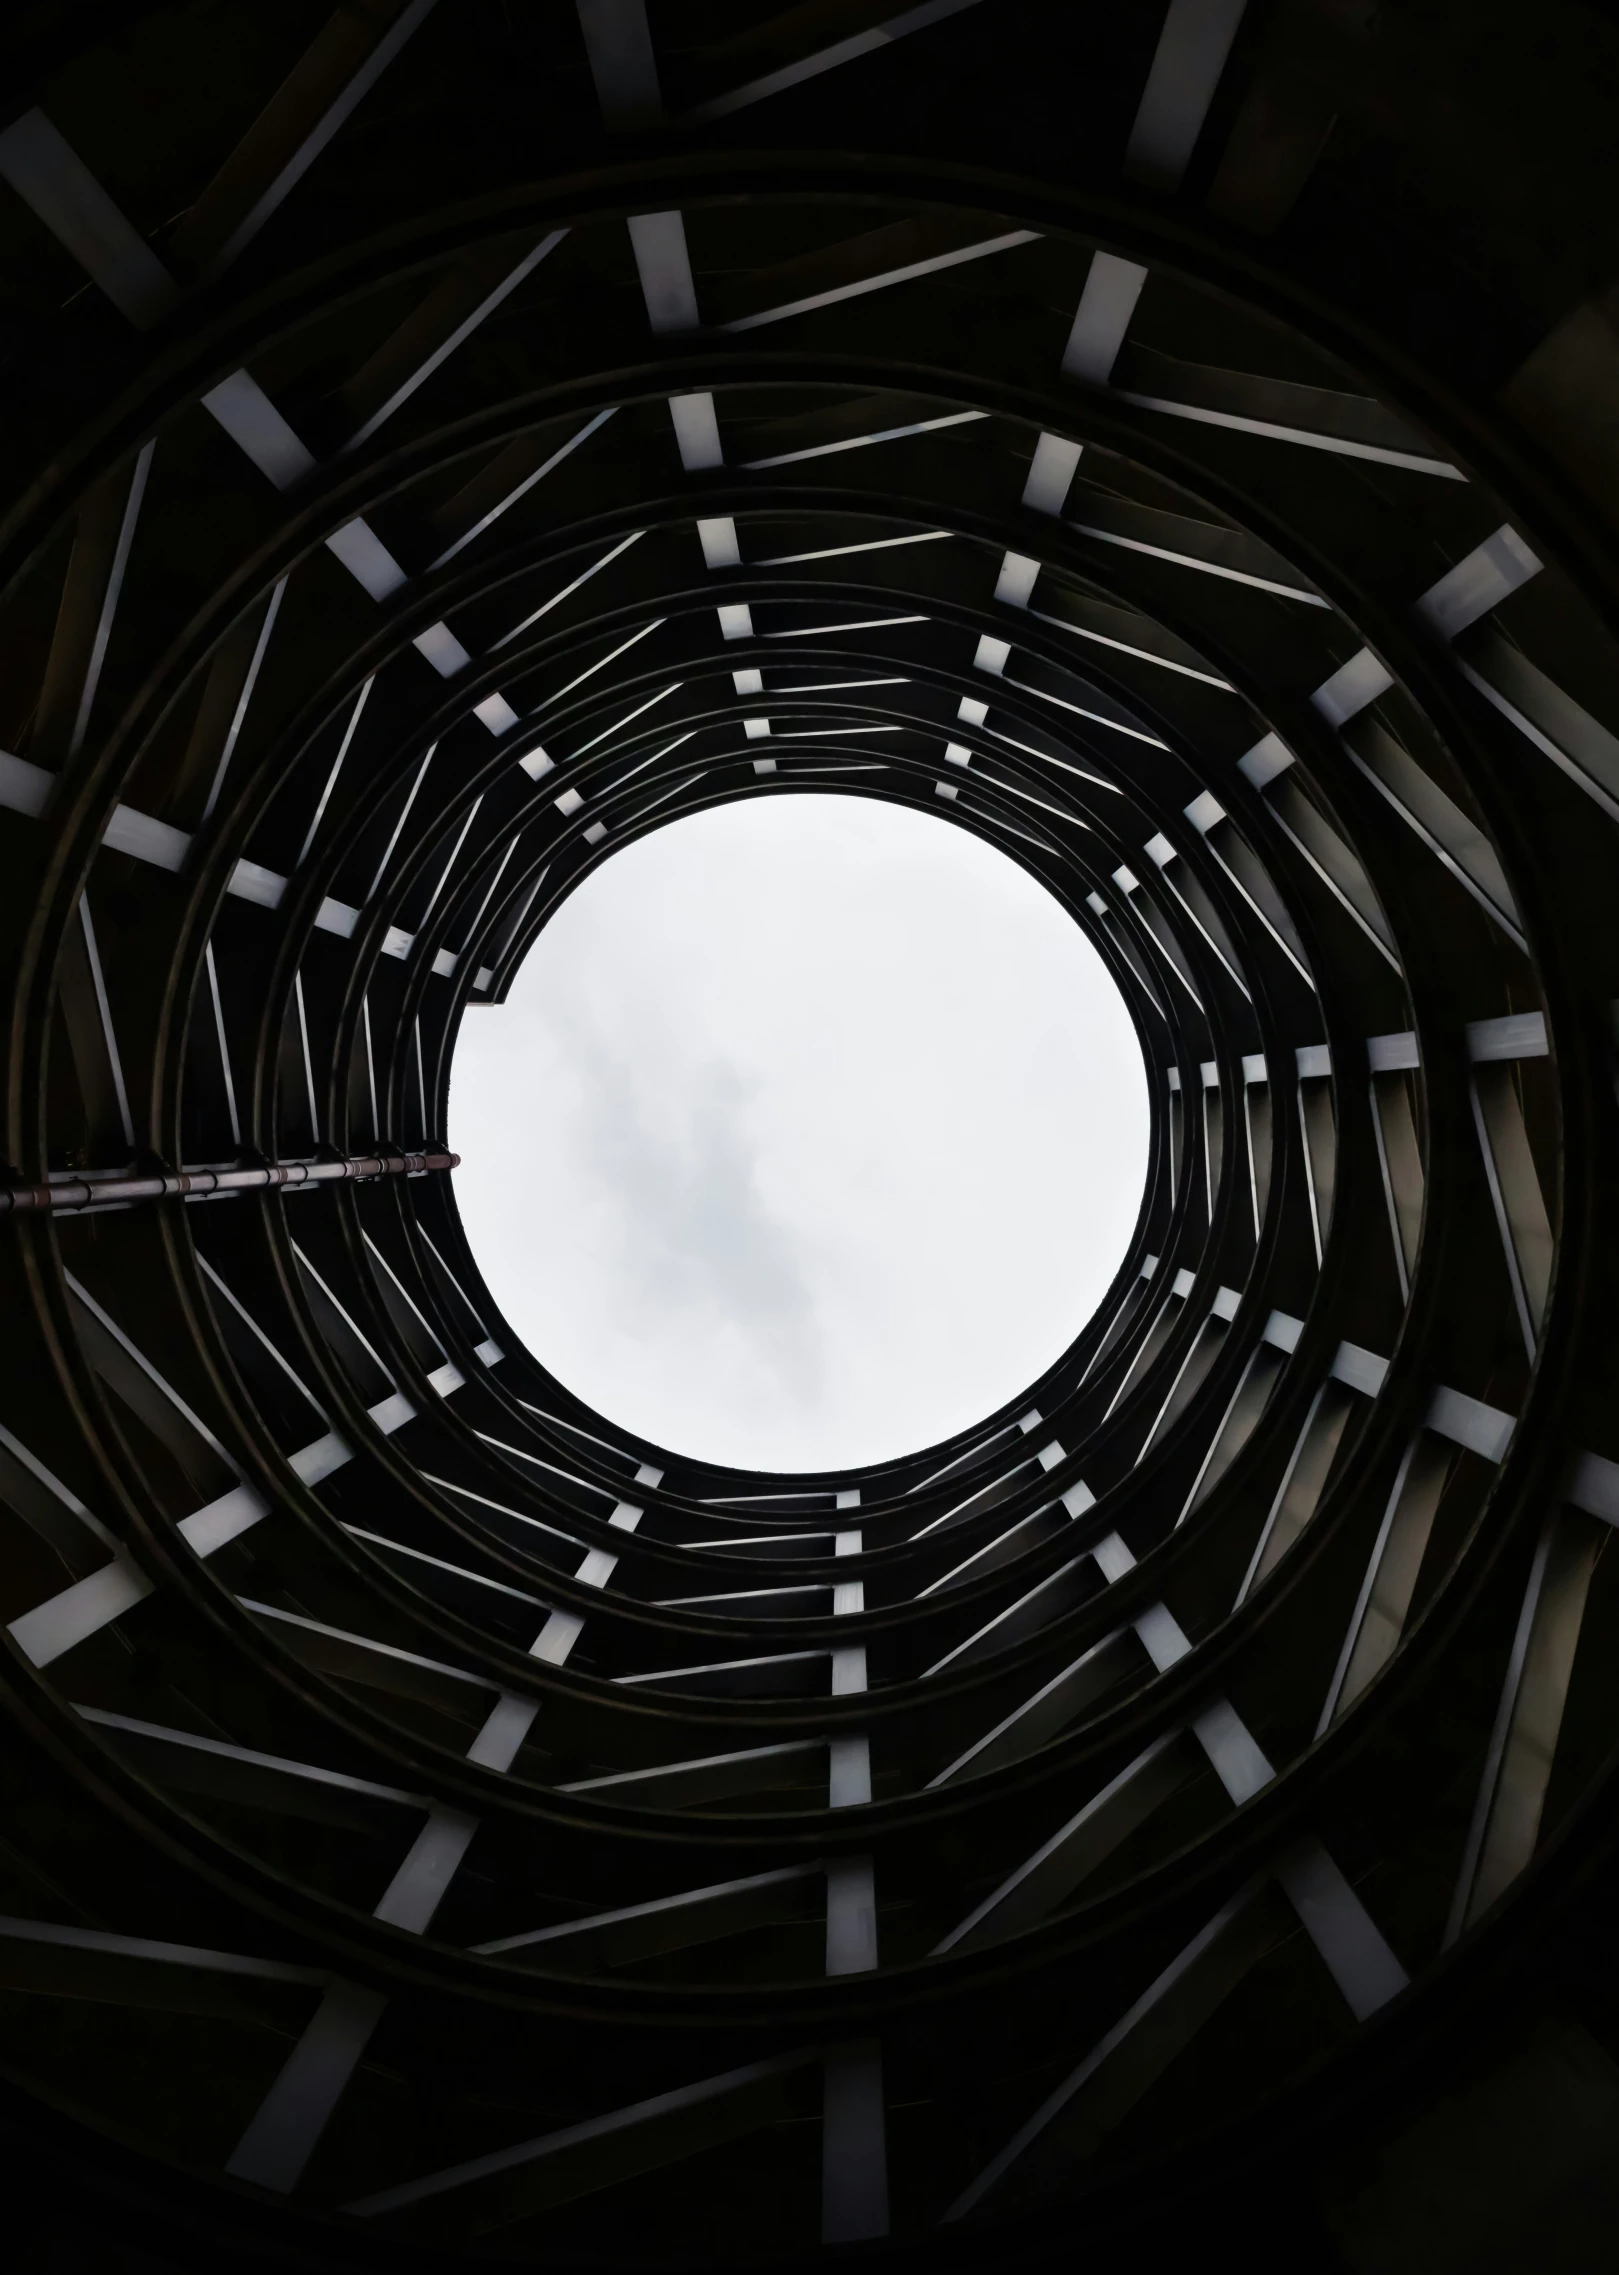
[1,5,1619,2269]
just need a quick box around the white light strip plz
[491,532,645,650]
[1070,520,1328,604]
[543,618,664,706]
[427,409,618,569]
[979,775,1090,830]
[1125,0,1249,192]
[0,109,180,326]
[344,231,568,451]
[755,530,951,566]
[743,409,987,470]
[603,730,699,792]
[682,0,987,121]
[767,676,911,692]
[366,744,435,904]
[1006,680,1171,748]
[717,230,1039,333]
[1028,608,1235,689]
[761,614,928,638]
[1118,392,1465,477]
[294,675,373,868]
[567,682,682,759]
[985,727,1121,790]
[628,209,700,333]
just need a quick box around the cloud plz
[545,992,828,1402]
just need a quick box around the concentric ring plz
[2,9,1618,2268]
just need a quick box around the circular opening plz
[451,794,1149,1470]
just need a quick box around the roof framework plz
[2,2,1619,2266]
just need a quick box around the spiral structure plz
[3,5,1619,2267]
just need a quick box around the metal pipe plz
[0,1148,459,1215]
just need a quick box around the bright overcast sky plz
[450,793,1148,1473]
